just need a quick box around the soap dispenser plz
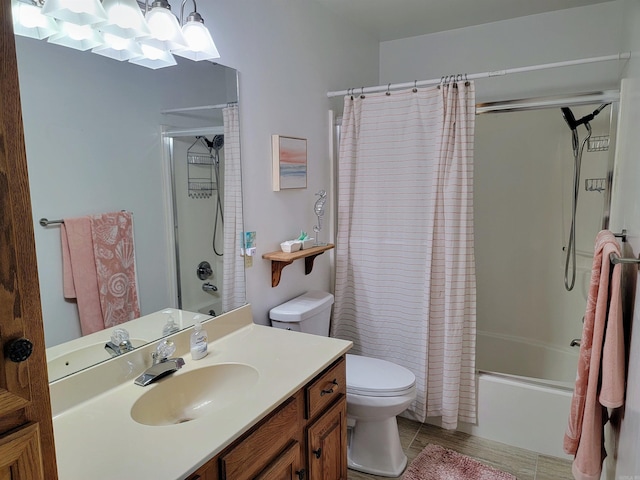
[162,312,180,336]
[190,321,208,360]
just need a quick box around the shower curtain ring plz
[360,86,365,99]
[413,80,418,93]
[465,73,469,86]
[386,83,391,96]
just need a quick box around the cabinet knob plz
[296,468,306,479]
[320,379,338,396]
[312,448,322,459]
[5,338,33,362]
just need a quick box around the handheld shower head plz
[561,107,578,130]
[561,103,610,131]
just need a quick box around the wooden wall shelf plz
[262,244,335,287]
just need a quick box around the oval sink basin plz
[130,363,260,426]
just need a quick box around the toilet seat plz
[346,354,416,397]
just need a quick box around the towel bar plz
[39,218,63,226]
[610,253,640,265]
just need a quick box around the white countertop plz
[51,305,352,479]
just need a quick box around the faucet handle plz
[155,340,176,362]
[111,328,130,345]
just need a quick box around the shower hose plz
[564,123,592,291]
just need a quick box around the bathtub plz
[429,331,578,459]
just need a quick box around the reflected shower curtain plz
[331,84,477,429]
[222,104,246,311]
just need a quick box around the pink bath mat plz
[402,444,516,480]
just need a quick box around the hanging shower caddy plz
[187,139,216,198]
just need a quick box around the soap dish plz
[280,240,302,253]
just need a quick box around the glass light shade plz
[48,21,103,50]
[142,4,187,51]
[92,33,143,60]
[41,0,107,26]
[174,19,219,61]
[100,0,150,39]
[129,44,177,69]
[12,1,59,39]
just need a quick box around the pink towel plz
[61,217,104,335]
[90,211,140,328]
[564,230,625,480]
[61,211,140,335]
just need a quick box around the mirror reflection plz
[15,35,245,382]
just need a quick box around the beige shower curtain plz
[222,104,246,312]
[331,84,477,429]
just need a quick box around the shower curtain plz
[331,84,477,429]
[222,104,246,312]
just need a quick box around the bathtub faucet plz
[570,338,581,347]
[202,282,218,292]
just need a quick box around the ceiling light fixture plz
[100,0,151,39]
[12,1,59,39]
[174,0,219,61]
[12,0,220,69]
[142,0,187,51]
[41,0,107,26]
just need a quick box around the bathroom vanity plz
[49,305,351,479]
[188,356,347,480]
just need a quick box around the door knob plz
[6,338,33,362]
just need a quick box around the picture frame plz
[272,135,307,191]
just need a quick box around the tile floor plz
[347,417,573,480]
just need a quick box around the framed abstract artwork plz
[272,135,307,191]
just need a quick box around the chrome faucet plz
[104,339,134,357]
[134,340,185,387]
[202,282,218,292]
[105,328,135,357]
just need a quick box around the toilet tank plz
[269,291,334,337]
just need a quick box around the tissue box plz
[301,238,315,250]
[280,240,302,253]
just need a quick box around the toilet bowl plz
[345,353,416,476]
[269,291,417,477]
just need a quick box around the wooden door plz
[307,398,347,480]
[0,0,58,477]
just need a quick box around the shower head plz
[212,134,224,151]
[561,107,578,130]
[561,103,610,131]
[200,135,224,152]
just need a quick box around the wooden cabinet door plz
[0,423,43,479]
[255,441,304,480]
[306,397,347,480]
[0,0,58,477]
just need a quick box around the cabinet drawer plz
[305,357,346,420]
[220,394,301,480]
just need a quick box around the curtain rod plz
[327,52,631,98]
[161,103,233,115]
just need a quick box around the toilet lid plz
[346,354,416,397]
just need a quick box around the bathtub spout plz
[570,339,581,347]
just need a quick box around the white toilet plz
[269,291,416,477]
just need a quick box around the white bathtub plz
[429,331,578,459]
[476,330,579,384]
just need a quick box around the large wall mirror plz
[15,35,245,382]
